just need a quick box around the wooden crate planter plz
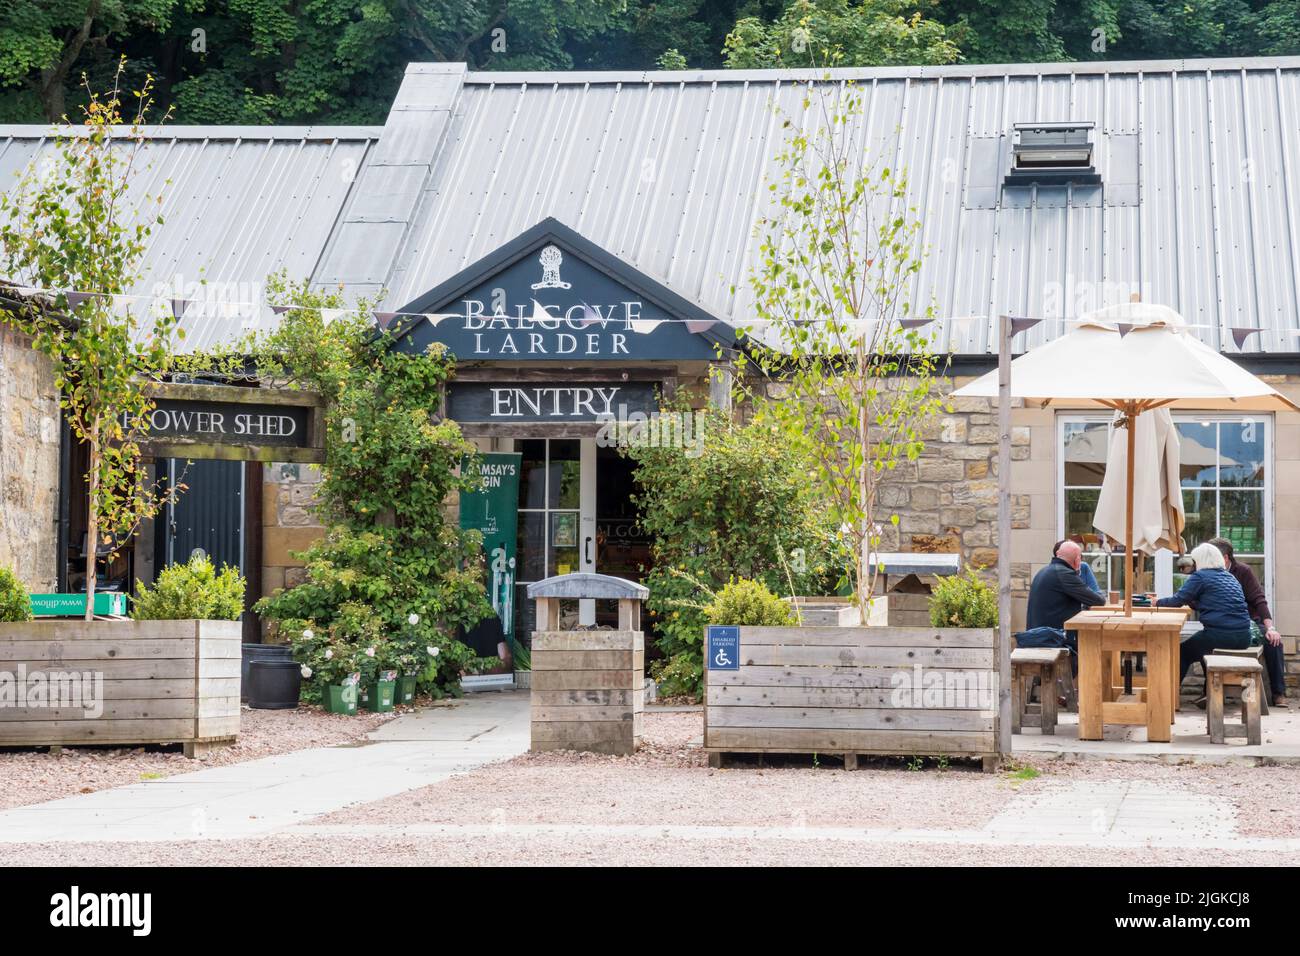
[528,573,646,757]
[0,619,242,757]
[704,625,999,769]
[786,596,887,627]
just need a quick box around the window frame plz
[1055,411,1273,602]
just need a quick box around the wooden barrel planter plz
[704,625,999,770]
[0,619,242,757]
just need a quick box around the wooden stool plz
[1205,655,1264,746]
[1011,647,1071,734]
[1211,645,1269,715]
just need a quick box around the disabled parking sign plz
[706,626,740,671]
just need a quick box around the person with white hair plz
[1157,541,1253,685]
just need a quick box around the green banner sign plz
[31,592,128,617]
[459,453,523,663]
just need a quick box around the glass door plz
[514,438,597,635]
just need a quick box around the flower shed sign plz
[140,382,326,463]
[391,219,732,362]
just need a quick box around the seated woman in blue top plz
[1157,541,1253,683]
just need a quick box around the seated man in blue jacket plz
[1018,540,1106,666]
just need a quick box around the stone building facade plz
[260,461,326,613]
[0,327,59,592]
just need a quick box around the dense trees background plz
[2,0,1298,124]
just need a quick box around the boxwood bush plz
[132,554,245,621]
[0,567,32,622]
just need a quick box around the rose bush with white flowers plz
[251,286,492,699]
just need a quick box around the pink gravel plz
[0,705,397,811]
[5,835,1298,868]
[319,712,1023,831]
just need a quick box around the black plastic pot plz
[241,643,294,702]
[247,659,302,710]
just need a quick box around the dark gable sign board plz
[447,381,658,423]
[391,218,735,363]
[140,382,326,464]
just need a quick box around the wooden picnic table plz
[1065,608,1189,743]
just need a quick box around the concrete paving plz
[0,691,530,843]
[1013,707,1300,765]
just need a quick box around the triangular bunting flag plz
[1116,322,1134,337]
[685,320,716,334]
[271,304,293,315]
[528,299,553,325]
[424,313,458,327]
[576,303,603,328]
[374,311,399,328]
[1231,326,1263,349]
[320,308,347,325]
[1009,316,1042,336]
[899,318,933,330]
[171,298,190,318]
[629,318,664,335]
[65,291,95,309]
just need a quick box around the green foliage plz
[724,0,960,68]
[928,567,998,628]
[132,554,246,621]
[464,655,507,675]
[251,282,491,698]
[0,568,33,623]
[0,65,180,619]
[704,578,797,627]
[628,403,839,696]
[648,652,703,699]
[738,82,948,616]
[628,405,842,634]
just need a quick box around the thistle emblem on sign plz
[530,245,571,290]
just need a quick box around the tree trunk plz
[35,0,100,122]
[84,437,99,622]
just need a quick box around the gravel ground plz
[6,835,1299,867]
[319,712,1021,831]
[0,705,397,811]
[320,711,1300,839]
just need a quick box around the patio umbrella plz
[1093,406,1185,559]
[953,301,1298,614]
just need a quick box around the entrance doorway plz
[505,436,653,636]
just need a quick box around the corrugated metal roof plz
[376,58,1300,355]
[0,126,381,351]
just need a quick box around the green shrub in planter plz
[0,567,32,622]
[704,578,797,627]
[132,555,245,621]
[928,568,998,628]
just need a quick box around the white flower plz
[408,613,420,626]
[302,628,314,640]
[324,648,333,660]
[427,646,440,657]
[365,647,376,658]
[300,665,312,679]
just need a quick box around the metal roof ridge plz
[457,55,1300,85]
[0,124,385,141]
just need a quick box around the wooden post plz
[996,314,1013,757]
[1124,402,1136,617]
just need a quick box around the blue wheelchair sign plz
[706,626,740,671]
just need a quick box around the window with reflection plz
[1059,415,1270,597]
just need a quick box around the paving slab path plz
[0,691,530,844]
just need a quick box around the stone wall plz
[0,328,59,591]
[260,462,325,627]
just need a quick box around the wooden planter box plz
[704,625,998,768]
[0,619,241,757]
[786,596,888,627]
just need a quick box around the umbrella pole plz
[1125,402,1136,617]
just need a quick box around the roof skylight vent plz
[1005,122,1101,186]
